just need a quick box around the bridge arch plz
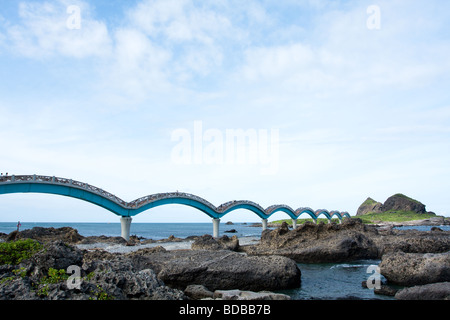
[295,207,317,220]
[0,175,351,239]
[130,195,220,219]
[0,178,131,217]
[315,209,332,220]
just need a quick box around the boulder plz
[379,251,450,286]
[134,249,301,291]
[395,282,450,300]
[243,219,380,263]
[242,218,450,263]
[12,227,84,243]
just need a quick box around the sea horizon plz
[2,220,448,240]
[0,221,264,240]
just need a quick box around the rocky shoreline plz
[1,219,449,300]
[243,219,450,299]
[0,229,299,300]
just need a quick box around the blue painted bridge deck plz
[0,174,351,240]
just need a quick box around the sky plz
[0,0,449,223]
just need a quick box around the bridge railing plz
[0,174,128,208]
[129,192,218,211]
[0,174,351,219]
[216,200,267,214]
[265,204,296,215]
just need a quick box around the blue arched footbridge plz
[0,175,351,240]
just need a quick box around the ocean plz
[3,221,447,239]
[2,221,448,300]
[0,221,262,239]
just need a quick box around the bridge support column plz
[212,218,220,238]
[120,216,132,241]
[262,218,268,231]
[292,219,297,229]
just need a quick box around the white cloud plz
[106,27,173,97]
[128,0,233,43]
[1,0,450,222]
[125,0,235,78]
[2,0,111,59]
[233,0,450,99]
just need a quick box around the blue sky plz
[0,0,449,223]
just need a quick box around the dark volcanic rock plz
[8,226,140,246]
[13,227,84,243]
[241,218,450,263]
[0,242,185,300]
[242,219,380,263]
[81,256,185,300]
[27,240,84,277]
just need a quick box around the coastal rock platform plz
[241,219,450,263]
[0,235,301,300]
[2,220,450,300]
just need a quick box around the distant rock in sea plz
[356,197,383,216]
[356,193,430,216]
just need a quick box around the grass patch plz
[357,210,435,224]
[361,197,379,206]
[391,193,422,204]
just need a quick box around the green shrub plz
[45,268,69,284]
[35,268,70,297]
[90,285,115,300]
[0,239,43,265]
